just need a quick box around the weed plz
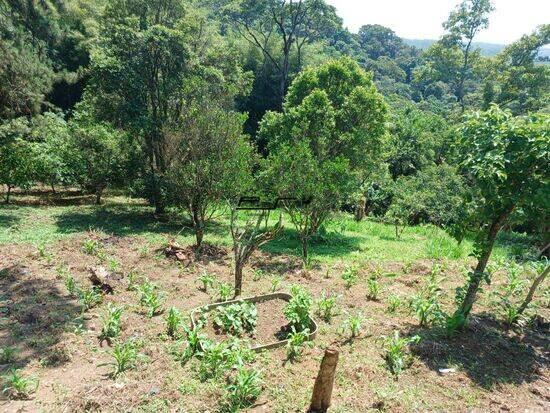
[78,287,103,311]
[138,280,164,318]
[425,235,464,259]
[286,327,311,361]
[1,369,38,399]
[366,277,380,300]
[166,307,183,338]
[341,266,358,289]
[284,285,313,331]
[381,331,420,378]
[37,243,54,264]
[217,282,233,302]
[197,271,216,292]
[316,291,338,322]
[0,347,16,364]
[224,366,262,411]
[214,302,257,336]
[99,304,123,342]
[82,238,101,256]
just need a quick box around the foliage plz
[341,266,358,289]
[78,287,103,311]
[104,340,140,379]
[366,277,381,301]
[316,291,338,322]
[198,271,216,292]
[386,294,402,313]
[218,283,234,302]
[99,304,124,342]
[137,280,164,318]
[286,327,311,361]
[1,369,38,399]
[166,307,184,339]
[382,331,421,377]
[409,266,445,326]
[214,302,258,336]
[223,366,263,411]
[339,312,364,339]
[284,285,313,331]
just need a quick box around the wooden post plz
[309,348,339,413]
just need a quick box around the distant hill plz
[404,39,550,59]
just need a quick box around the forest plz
[0,0,549,411]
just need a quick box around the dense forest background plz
[0,0,548,246]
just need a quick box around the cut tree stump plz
[309,347,339,413]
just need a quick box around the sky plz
[324,0,550,44]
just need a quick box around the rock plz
[89,266,114,294]
[148,386,160,395]
[438,368,456,375]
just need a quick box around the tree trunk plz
[458,208,513,320]
[516,266,550,318]
[301,236,309,264]
[309,348,339,413]
[354,198,366,222]
[51,182,56,194]
[192,206,204,249]
[5,185,11,204]
[234,262,243,298]
[95,189,103,205]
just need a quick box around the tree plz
[442,0,494,110]
[450,105,549,328]
[357,24,405,60]
[166,103,255,249]
[0,118,36,203]
[259,58,387,261]
[224,0,341,106]
[67,110,127,204]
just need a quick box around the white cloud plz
[325,0,550,44]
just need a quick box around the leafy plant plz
[82,238,101,256]
[341,266,358,289]
[252,269,264,281]
[284,285,312,331]
[286,327,311,361]
[198,271,216,292]
[270,276,283,292]
[179,321,210,363]
[98,304,123,342]
[166,307,183,338]
[492,262,529,327]
[138,280,164,318]
[409,268,445,326]
[102,340,139,378]
[107,257,121,273]
[64,275,78,297]
[339,312,364,339]
[382,331,420,377]
[316,291,338,322]
[224,366,262,411]
[214,302,257,336]
[217,282,233,302]
[1,369,38,399]
[126,270,139,291]
[197,341,233,381]
[366,277,380,300]
[78,287,103,311]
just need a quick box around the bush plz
[284,285,313,331]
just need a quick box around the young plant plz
[179,321,210,363]
[138,280,164,318]
[224,366,263,410]
[64,275,78,297]
[409,269,444,327]
[270,276,283,292]
[316,291,338,322]
[283,285,313,331]
[382,331,420,377]
[286,327,311,361]
[1,369,38,399]
[366,277,380,300]
[341,266,358,289]
[103,340,139,378]
[78,287,103,311]
[217,282,233,302]
[107,257,121,273]
[197,341,233,381]
[252,269,264,281]
[197,271,215,292]
[339,312,364,339]
[214,302,257,336]
[99,304,123,342]
[82,238,101,256]
[166,307,183,338]
[386,294,402,313]
[126,270,139,291]
[0,347,16,364]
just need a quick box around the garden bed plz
[190,292,317,351]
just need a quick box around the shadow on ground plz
[0,265,83,378]
[407,313,548,389]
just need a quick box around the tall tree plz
[442,0,494,110]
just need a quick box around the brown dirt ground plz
[0,232,548,412]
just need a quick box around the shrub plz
[99,304,123,342]
[382,331,420,377]
[284,285,313,331]
[214,302,258,336]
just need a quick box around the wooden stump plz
[309,347,339,413]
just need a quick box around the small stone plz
[438,368,456,374]
[149,386,160,395]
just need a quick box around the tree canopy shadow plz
[261,227,363,258]
[0,265,83,378]
[55,205,227,238]
[0,208,21,229]
[407,313,548,389]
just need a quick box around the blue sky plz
[325,0,550,44]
